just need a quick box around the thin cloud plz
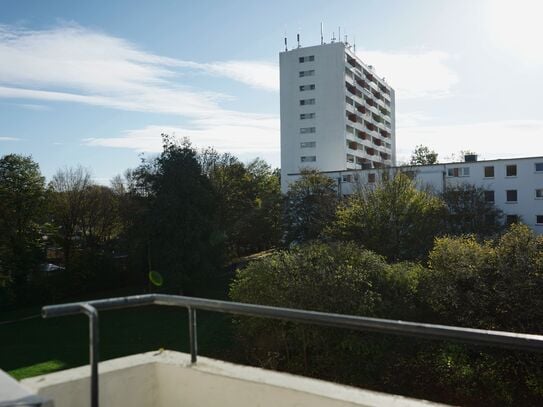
[0,24,278,118]
[14,103,50,111]
[0,136,20,141]
[84,116,280,155]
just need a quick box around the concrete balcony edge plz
[21,350,450,407]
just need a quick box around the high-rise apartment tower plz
[280,41,396,192]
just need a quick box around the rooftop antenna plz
[331,32,336,43]
[284,35,288,51]
[344,35,348,45]
[353,35,356,53]
[297,32,301,48]
[320,22,324,45]
[338,26,341,42]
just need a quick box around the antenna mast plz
[284,36,288,51]
[320,22,324,45]
[297,33,300,48]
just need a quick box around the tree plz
[328,172,446,261]
[441,184,504,237]
[198,150,282,259]
[49,166,93,268]
[134,135,221,293]
[0,154,46,302]
[409,145,438,165]
[230,241,421,390]
[416,224,543,405]
[283,169,338,245]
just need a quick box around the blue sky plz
[1,0,542,182]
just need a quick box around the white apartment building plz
[280,41,396,193]
[286,155,543,233]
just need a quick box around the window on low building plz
[536,215,543,225]
[447,167,470,177]
[300,141,316,148]
[300,156,316,162]
[506,215,519,225]
[536,163,543,172]
[506,190,518,202]
[299,98,315,106]
[300,113,315,119]
[484,166,494,178]
[536,188,543,199]
[342,175,353,182]
[506,164,517,177]
[368,173,376,183]
[484,190,495,202]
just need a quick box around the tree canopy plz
[328,172,446,261]
[0,155,46,297]
[409,145,438,165]
[283,169,338,245]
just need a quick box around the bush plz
[230,242,421,388]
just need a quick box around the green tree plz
[329,172,446,261]
[198,150,281,259]
[283,169,338,245]
[416,224,543,405]
[134,135,221,293]
[0,154,46,303]
[441,184,504,237]
[230,241,421,390]
[409,145,438,165]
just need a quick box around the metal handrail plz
[42,294,543,407]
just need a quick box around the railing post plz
[188,307,198,364]
[80,304,99,407]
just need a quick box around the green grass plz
[1,279,236,380]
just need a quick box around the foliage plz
[0,154,46,303]
[132,135,221,293]
[441,184,504,237]
[329,172,446,261]
[283,169,338,245]
[409,145,438,165]
[422,223,543,332]
[230,242,420,380]
[230,226,543,405]
[199,149,282,259]
[49,166,93,268]
[414,224,543,405]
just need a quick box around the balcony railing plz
[42,294,543,407]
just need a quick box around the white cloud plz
[14,103,50,111]
[0,24,282,156]
[0,136,20,141]
[397,119,543,163]
[173,60,279,92]
[356,49,459,99]
[0,24,277,119]
[84,115,280,155]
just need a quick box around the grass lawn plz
[1,287,235,380]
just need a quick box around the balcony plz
[6,294,541,407]
[346,112,357,123]
[22,350,444,407]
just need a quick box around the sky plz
[1,0,543,183]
